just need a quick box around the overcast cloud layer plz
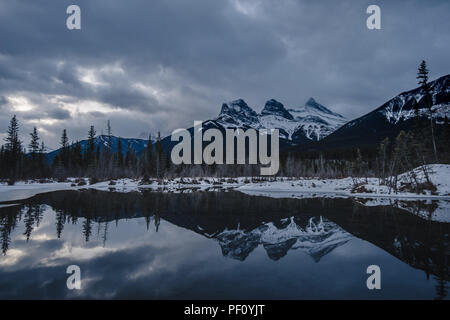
[0,0,449,149]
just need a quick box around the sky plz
[0,0,449,149]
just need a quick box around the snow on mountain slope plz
[215,98,347,142]
[381,75,450,124]
[319,75,450,149]
[287,98,347,140]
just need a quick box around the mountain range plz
[46,74,450,161]
[215,97,347,143]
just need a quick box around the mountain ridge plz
[313,74,450,150]
[46,135,151,164]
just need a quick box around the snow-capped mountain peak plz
[217,99,259,127]
[286,98,348,141]
[215,97,347,143]
[304,97,345,118]
[261,99,294,120]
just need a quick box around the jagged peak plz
[219,99,258,117]
[304,97,342,117]
[261,99,294,120]
[306,97,318,105]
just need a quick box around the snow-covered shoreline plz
[0,165,449,203]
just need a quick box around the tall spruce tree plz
[155,132,164,177]
[5,115,21,155]
[28,127,41,177]
[417,60,438,162]
[29,127,40,156]
[86,125,96,168]
[60,129,69,168]
[4,115,22,179]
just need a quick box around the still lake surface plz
[0,189,448,299]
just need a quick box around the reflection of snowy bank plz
[214,217,352,261]
[357,198,450,223]
[237,165,450,223]
[238,190,450,224]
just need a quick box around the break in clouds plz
[0,0,449,148]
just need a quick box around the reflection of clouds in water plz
[0,191,447,299]
[356,198,450,223]
[0,249,25,266]
[40,243,118,267]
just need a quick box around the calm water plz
[0,189,448,299]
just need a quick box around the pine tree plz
[5,115,22,155]
[417,61,429,88]
[29,127,40,156]
[86,125,96,168]
[155,132,164,178]
[27,127,41,177]
[88,126,96,153]
[417,60,438,162]
[39,141,46,154]
[60,129,69,168]
[4,115,23,179]
[38,141,48,177]
[60,129,69,149]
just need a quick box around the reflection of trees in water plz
[0,190,448,299]
[345,199,449,300]
[435,276,448,300]
[23,205,43,241]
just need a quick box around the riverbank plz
[0,164,449,203]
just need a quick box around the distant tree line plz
[0,117,174,182]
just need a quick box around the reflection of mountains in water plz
[0,190,448,281]
[213,217,351,261]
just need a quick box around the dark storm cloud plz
[0,0,449,147]
[21,107,71,121]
